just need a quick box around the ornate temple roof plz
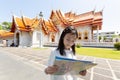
[10,15,57,35]
[0,30,14,39]
[4,9,102,38]
[11,15,39,32]
[50,10,102,30]
[39,19,58,35]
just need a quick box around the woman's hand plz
[79,70,87,76]
[45,65,58,74]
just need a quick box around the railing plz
[77,42,114,48]
[44,42,115,48]
[43,42,58,47]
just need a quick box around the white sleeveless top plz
[47,48,80,80]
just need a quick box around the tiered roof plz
[39,19,58,35]
[1,10,102,38]
[50,10,102,30]
[11,15,39,32]
[10,15,58,35]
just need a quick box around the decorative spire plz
[39,11,43,18]
[101,5,105,12]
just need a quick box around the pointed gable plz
[56,10,69,26]
[11,15,40,32]
[11,15,16,32]
[39,18,58,35]
[50,10,70,27]
[31,17,40,30]
[50,10,62,25]
[50,10,102,30]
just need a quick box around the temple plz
[0,10,102,47]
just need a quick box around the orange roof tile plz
[50,10,103,30]
[56,10,69,26]
[14,16,25,28]
[22,16,33,26]
[50,10,62,25]
[0,30,14,38]
[31,18,40,29]
[11,15,39,32]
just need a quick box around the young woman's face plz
[63,33,77,50]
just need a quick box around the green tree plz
[1,22,12,31]
[99,36,101,42]
[0,24,3,30]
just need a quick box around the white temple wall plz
[0,37,14,47]
[32,31,43,47]
[19,31,32,47]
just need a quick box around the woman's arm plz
[44,65,58,74]
[79,70,87,76]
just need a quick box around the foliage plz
[112,34,120,38]
[99,36,101,41]
[103,36,107,41]
[0,22,12,31]
[114,42,120,50]
[0,25,3,30]
[112,34,117,38]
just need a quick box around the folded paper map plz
[53,56,97,75]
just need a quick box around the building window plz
[84,31,88,40]
[51,34,55,42]
[78,32,82,40]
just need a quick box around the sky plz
[0,0,120,32]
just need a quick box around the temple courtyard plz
[0,47,120,80]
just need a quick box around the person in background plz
[44,26,87,80]
[10,40,15,47]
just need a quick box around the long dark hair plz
[57,26,78,56]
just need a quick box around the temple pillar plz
[39,32,43,47]
[96,26,99,43]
